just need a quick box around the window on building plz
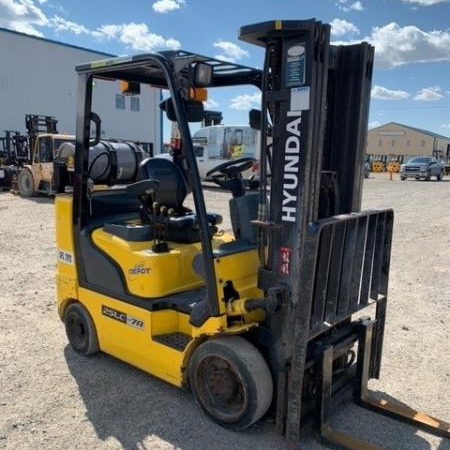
[421,140,426,148]
[378,139,382,147]
[115,94,125,110]
[406,140,410,147]
[391,140,395,147]
[130,96,140,112]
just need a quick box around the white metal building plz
[0,28,161,148]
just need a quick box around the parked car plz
[399,156,444,181]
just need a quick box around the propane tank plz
[56,141,147,184]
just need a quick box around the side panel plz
[77,288,186,387]
[55,195,78,316]
[91,228,204,297]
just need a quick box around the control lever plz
[152,201,159,247]
[163,208,175,243]
[158,206,167,246]
[152,204,169,253]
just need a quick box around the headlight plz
[400,164,405,171]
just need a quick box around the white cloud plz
[204,98,219,109]
[213,41,249,63]
[93,23,181,52]
[230,92,261,110]
[0,0,48,36]
[152,0,184,13]
[402,0,450,5]
[371,23,450,68]
[336,0,364,11]
[334,22,450,69]
[50,16,89,35]
[371,85,410,100]
[330,19,359,37]
[91,24,122,40]
[369,121,382,129]
[414,86,445,101]
[442,123,450,130]
[350,1,364,10]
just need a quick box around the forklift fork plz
[318,319,450,450]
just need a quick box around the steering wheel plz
[206,157,256,180]
[206,157,256,197]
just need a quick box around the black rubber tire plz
[17,169,34,197]
[400,176,406,181]
[425,171,431,181]
[189,336,273,430]
[437,171,443,181]
[64,303,99,356]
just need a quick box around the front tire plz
[64,303,99,356]
[437,171,443,181]
[17,169,34,197]
[189,336,273,430]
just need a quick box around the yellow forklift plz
[15,114,74,196]
[55,19,449,448]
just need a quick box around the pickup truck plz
[399,156,445,181]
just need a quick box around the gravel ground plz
[0,172,449,450]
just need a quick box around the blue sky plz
[1,0,450,136]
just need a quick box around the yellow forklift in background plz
[15,115,74,196]
[55,19,450,448]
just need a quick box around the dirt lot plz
[1,173,449,450]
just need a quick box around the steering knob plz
[152,201,160,214]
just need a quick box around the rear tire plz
[64,303,99,356]
[189,336,273,430]
[17,169,34,197]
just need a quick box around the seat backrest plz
[140,157,189,211]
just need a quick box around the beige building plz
[366,122,450,161]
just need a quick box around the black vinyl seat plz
[125,157,222,243]
[140,157,190,212]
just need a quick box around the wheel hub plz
[196,355,246,422]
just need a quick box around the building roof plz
[370,122,450,140]
[0,26,115,58]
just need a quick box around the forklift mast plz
[25,114,59,157]
[240,20,394,441]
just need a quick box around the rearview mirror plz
[249,109,262,130]
[185,100,204,122]
[160,98,204,123]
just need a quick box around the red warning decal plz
[279,246,292,275]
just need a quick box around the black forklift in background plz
[55,19,449,449]
[0,129,28,191]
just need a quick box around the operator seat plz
[140,157,190,214]
[129,157,222,243]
